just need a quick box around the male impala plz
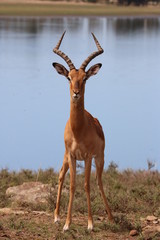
[52,31,113,231]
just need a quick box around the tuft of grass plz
[9,217,25,230]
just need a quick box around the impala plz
[52,31,113,231]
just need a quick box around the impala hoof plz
[63,223,69,231]
[54,215,60,223]
[88,220,93,231]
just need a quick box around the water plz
[0,17,160,171]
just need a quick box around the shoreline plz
[0,2,160,17]
[0,14,160,19]
[0,14,160,18]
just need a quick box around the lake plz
[0,16,160,171]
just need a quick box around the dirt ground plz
[0,209,133,240]
[0,168,160,239]
[1,208,160,240]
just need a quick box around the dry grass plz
[0,2,160,16]
[1,166,160,215]
[0,166,160,239]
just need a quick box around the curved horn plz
[80,33,104,70]
[53,31,75,70]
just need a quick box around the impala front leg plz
[95,156,113,222]
[84,158,93,230]
[54,152,69,223]
[63,154,76,231]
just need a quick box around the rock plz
[32,210,51,216]
[153,220,159,224]
[97,216,105,221]
[143,225,153,231]
[142,225,160,239]
[146,215,158,222]
[141,215,160,239]
[6,182,53,205]
[140,217,146,221]
[129,229,138,236]
[0,208,26,215]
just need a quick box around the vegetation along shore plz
[0,0,160,16]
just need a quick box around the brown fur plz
[53,29,113,231]
[53,66,113,231]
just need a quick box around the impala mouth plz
[72,93,80,100]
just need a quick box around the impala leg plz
[84,158,93,230]
[54,153,69,223]
[95,157,113,221]
[63,155,76,231]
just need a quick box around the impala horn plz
[80,33,104,70]
[53,31,75,70]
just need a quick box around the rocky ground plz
[0,207,160,239]
[0,182,160,240]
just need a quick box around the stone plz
[140,217,146,221]
[142,225,160,238]
[97,216,105,221]
[0,208,26,215]
[6,182,53,205]
[153,220,159,224]
[146,215,158,222]
[129,229,138,236]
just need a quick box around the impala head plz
[52,31,103,102]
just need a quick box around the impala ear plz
[52,62,69,78]
[85,63,102,80]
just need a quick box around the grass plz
[0,166,160,215]
[0,165,160,239]
[0,2,160,16]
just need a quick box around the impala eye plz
[67,76,71,82]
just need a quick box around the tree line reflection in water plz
[0,17,160,37]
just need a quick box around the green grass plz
[0,2,160,16]
[0,166,160,239]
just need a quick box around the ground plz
[0,209,130,240]
[0,208,160,239]
[0,168,160,239]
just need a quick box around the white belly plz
[71,140,86,160]
[70,139,96,160]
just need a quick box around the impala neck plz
[70,97,85,138]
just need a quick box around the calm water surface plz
[0,17,160,171]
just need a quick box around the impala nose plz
[73,90,80,99]
[73,90,80,95]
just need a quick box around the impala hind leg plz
[95,157,113,221]
[63,155,76,231]
[84,158,93,230]
[54,153,69,223]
